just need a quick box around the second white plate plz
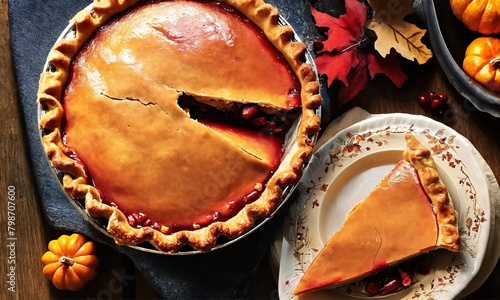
[278,113,494,299]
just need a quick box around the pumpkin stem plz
[59,256,75,266]
[490,56,500,69]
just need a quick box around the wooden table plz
[1,0,499,298]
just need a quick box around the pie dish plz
[37,0,321,253]
[293,134,460,296]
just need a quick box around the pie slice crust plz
[293,134,460,296]
[37,0,321,253]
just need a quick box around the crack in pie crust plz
[38,0,321,252]
[293,134,460,296]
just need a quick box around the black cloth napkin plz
[8,0,324,298]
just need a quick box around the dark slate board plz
[8,0,329,298]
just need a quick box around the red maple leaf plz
[311,0,408,105]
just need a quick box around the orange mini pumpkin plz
[41,233,99,291]
[450,0,500,34]
[463,37,500,92]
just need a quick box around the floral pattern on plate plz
[278,113,492,300]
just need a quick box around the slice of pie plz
[293,134,460,296]
[37,0,321,252]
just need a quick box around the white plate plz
[278,113,494,299]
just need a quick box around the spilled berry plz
[417,95,429,106]
[417,92,448,111]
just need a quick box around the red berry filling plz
[122,187,265,233]
[360,258,436,297]
[363,266,414,297]
[177,95,300,135]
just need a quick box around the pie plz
[37,0,321,252]
[293,134,460,296]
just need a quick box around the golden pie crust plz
[402,134,460,251]
[293,134,460,296]
[38,0,321,252]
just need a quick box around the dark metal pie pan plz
[423,0,500,117]
[38,5,321,255]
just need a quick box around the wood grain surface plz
[1,0,499,299]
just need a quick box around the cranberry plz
[365,280,379,296]
[379,277,401,296]
[205,214,214,223]
[143,218,152,227]
[417,95,429,106]
[127,215,137,227]
[429,98,443,110]
[429,93,448,110]
[243,190,261,203]
[435,93,448,103]
[227,200,238,211]
[398,268,413,287]
[287,88,301,107]
[135,212,148,225]
[213,211,221,221]
[241,105,259,119]
[152,222,161,231]
[250,116,266,126]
